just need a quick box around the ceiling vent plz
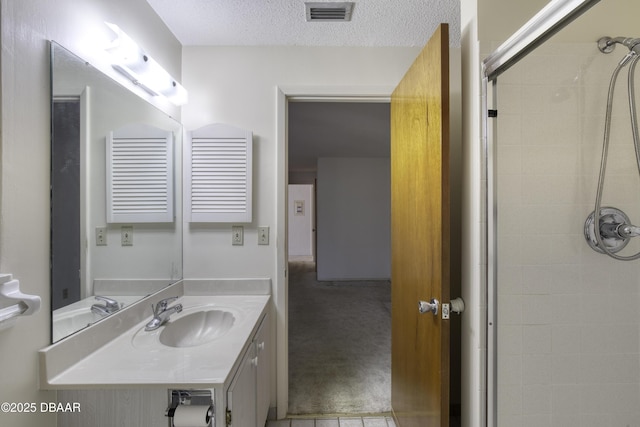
[305,2,354,22]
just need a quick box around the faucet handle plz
[159,296,179,306]
[153,296,180,314]
[94,296,120,310]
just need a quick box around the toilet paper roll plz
[172,405,213,427]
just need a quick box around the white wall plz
[52,48,182,300]
[181,46,420,280]
[316,157,390,281]
[87,84,182,284]
[181,45,422,415]
[0,1,181,426]
[288,184,314,259]
[460,1,484,426]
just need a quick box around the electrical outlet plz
[258,226,269,245]
[96,227,107,246]
[121,226,133,246]
[232,226,244,246]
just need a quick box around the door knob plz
[418,298,439,315]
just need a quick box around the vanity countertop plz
[40,294,270,389]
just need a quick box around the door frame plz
[275,85,393,418]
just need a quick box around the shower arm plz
[599,36,640,54]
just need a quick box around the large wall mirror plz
[50,41,183,342]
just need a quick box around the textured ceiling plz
[144,1,459,175]
[146,0,460,47]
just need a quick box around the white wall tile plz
[551,414,582,427]
[551,384,582,414]
[551,354,581,383]
[498,385,522,415]
[551,294,581,324]
[551,324,582,354]
[498,354,522,385]
[522,266,551,294]
[522,325,551,354]
[522,354,551,384]
[498,145,522,175]
[498,294,523,324]
[548,264,581,294]
[522,414,551,427]
[522,384,551,414]
[522,294,551,325]
[500,325,523,354]
[522,114,579,146]
[496,41,640,425]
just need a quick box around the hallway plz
[287,260,392,415]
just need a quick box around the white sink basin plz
[131,305,238,349]
[160,309,235,348]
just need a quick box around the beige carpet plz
[287,261,391,415]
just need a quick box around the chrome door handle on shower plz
[418,298,439,316]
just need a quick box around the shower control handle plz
[599,220,640,239]
[618,224,640,238]
[418,298,439,316]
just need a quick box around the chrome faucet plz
[145,296,182,331]
[91,296,121,316]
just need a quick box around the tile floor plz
[266,416,396,427]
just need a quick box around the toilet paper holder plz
[166,390,214,427]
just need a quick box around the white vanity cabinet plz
[226,312,271,427]
[255,312,270,421]
[40,290,272,427]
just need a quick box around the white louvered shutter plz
[107,124,174,223]
[187,123,252,223]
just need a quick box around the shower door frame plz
[481,0,601,425]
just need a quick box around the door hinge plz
[488,109,498,117]
[226,408,232,425]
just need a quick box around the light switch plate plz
[258,226,269,245]
[96,227,107,246]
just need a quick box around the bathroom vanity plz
[39,279,272,427]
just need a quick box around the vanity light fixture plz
[105,22,188,106]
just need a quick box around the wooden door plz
[390,24,450,427]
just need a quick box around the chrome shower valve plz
[584,207,639,254]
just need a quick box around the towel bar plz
[0,274,41,329]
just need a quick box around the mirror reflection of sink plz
[159,309,235,348]
[52,295,140,343]
[52,309,105,342]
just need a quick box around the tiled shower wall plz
[496,41,640,426]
